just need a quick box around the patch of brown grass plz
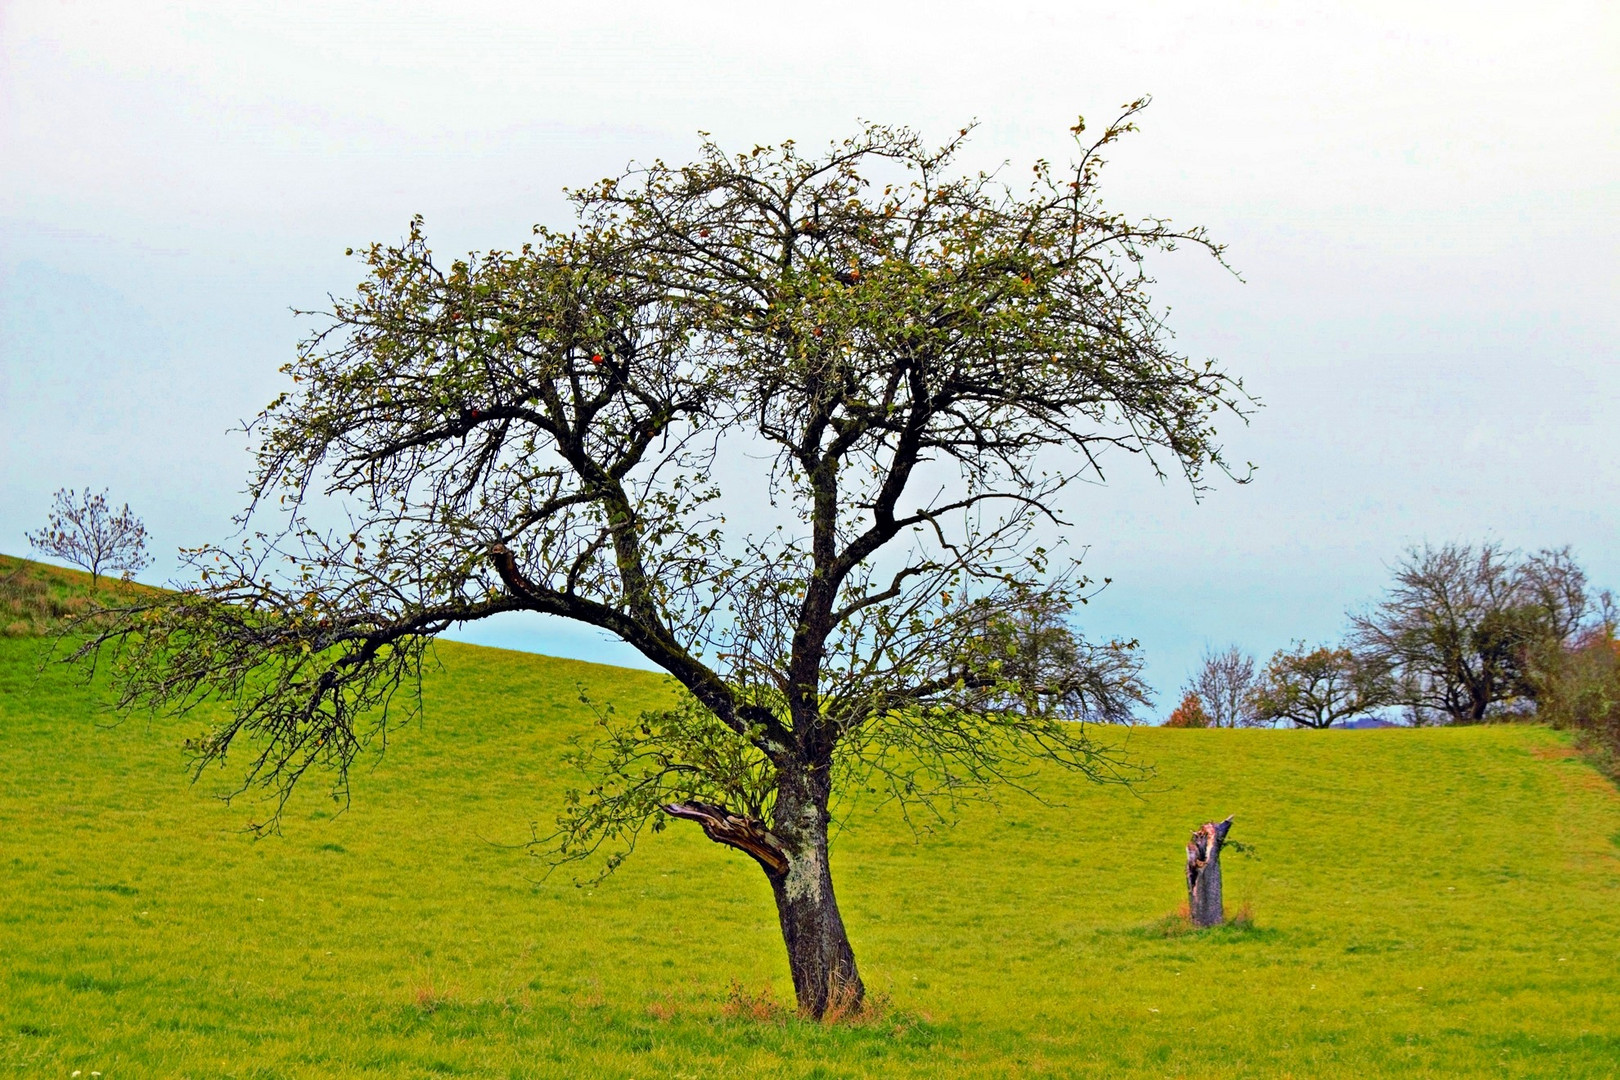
[644,994,682,1021]
[0,562,71,636]
[0,555,154,637]
[1147,906,1196,937]
[1145,900,1255,937]
[715,976,898,1027]
[570,978,607,1010]
[818,979,895,1027]
[721,979,790,1023]
[409,974,459,1013]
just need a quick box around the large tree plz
[1350,543,1590,724]
[78,105,1247,1017]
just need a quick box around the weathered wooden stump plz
[1185,815,1234,927]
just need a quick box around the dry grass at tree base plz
[1,556,1618,1078]
[1141,900,1261,939]
[714,979,900,1027]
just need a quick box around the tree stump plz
[1185,816,1234,927]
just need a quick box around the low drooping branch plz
[662,801,790,877]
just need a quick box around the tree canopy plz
[1251,642,1389,729]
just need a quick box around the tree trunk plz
[1186,816,1233,928]
[769,768,863,1018]
[663,768,864,1019]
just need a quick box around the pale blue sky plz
[2,1,1616,708]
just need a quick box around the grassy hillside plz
[0,554,152,637]
[1,563,1617,1077]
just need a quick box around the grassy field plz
[1,562,1618,1077]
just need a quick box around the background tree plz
[26,487,150,587]
[1251,642,1389,729]
[1532,605,1620,776]
[75,107,1245,1018]
[1163,691,1210,728]
[1350,543,1590,724]
[1186,644,1258,727]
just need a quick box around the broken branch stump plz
[1185,815,1234,928]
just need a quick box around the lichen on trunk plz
[769,792,863,1017]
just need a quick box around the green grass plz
[1,565,1618,1076]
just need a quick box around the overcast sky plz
[2,0,1616,706]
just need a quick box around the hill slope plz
[1,578,1617,1077]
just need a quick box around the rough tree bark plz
[767,771,863,1016]
[1185,816,1234,928]
[664,767,863,1017]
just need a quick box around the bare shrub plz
[26,488,150,587]
[1534,617,1620,779]
[1188,645,1260,727]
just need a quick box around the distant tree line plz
[1170,542,1619,769]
